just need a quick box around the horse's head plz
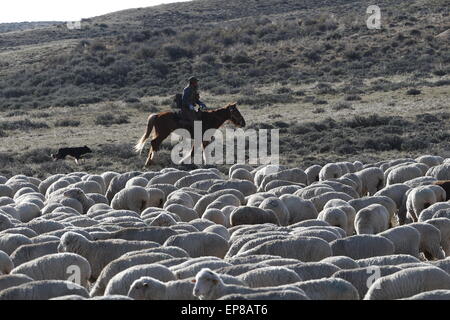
[227,103,246,128]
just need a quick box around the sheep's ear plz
[212,279,219,285]
[191,279,196,283]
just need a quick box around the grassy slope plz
[0,0,449,178]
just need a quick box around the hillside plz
[0,0,449,178]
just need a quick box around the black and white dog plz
[51,146,92,164]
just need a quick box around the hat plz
[188,76,198,83]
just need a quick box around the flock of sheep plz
[1,155,450,300]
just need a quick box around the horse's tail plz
[135,114,157,154]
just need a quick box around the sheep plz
[418,202,450,222]
[410,222,445,260]
[208,180,257,197]
[246,193,276,207]
[427,218,450,256]
[317,208,348,233]
[330,235,395,260]
[229,164,254,178]
[164,191,194,209]
[434,180,450,200]
[226,233,289,258]
[0,234,33,255]
[378,226,421,257]
[149,170,189,186]
[237,236,332,262]
[193,268,304,300]
[111,186,164,214]
[258,168,307,191]
[253,165,287,189]
[165,204,198,222]
[230,168,253,182]
[105,172,141,202]
[194,189,245,216]
[292,229,340,243]
[322,200,356,236]
[354,204,389,235]
[57,231,160,280]
[230,206,279,226]
[416,155,444,168]
[309,192,354,213]
[0,280,90,300]
[204,225,230,241]
[320,256,359,270]
[206,194,241,211]
[163,232,229,259]
[104,263,176,296]
[305,165,322,185]
[202,209,227,226]
[403,289,450,300]
[357,254,421,267]
[125,177,149,188]
[426,163,450,180]
[332,266,402,298]
[0,227,37,239]
[319,163,343,181]
[189,218,216,231]
[0,185,14,198]
[295,278,359,300]
[148,213,178,227]
[128,277,198,300]
[287,262,340,281]
[364,266,450,300]
[10,241,60,267]
[0,250,13,274]
[237,266,302,288]
[374,183,410,223]
[173,260,232,280]
[386,165,423,186]
[355,167,385,196]
[90,252,175,296]
[320,181,359,198]
[0,274,34,291]
[10,253,91,288]
[279,195,318,224]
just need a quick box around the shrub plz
[163,45,193,60]
[54,119,81,127]
[406,88,421,95]
[332,101,353,111]
[94,114,129,126]
[0,119,49,131]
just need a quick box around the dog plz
[51,146,92,164]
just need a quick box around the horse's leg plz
[202,140,211,164]
[144,145,154,167]
[179,144,194,165]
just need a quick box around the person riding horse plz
[181,77,207,128]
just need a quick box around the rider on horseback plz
[181,76,207,128]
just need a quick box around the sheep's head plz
[192,268,222,300]
[58,231,89,253]
[128,277,166,300]
[63,188,85,200]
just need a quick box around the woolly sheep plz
[128,277,198,300]
[90,252,175,296]
[237,236,332,262]
[164,232,229,258]
[319,163,342,181]
[149,171,189,186]
[354,204,389,235]
[364,266,450,300]
[0,280,89,300]
[58,231,159,280]
[317,208,348,233]
[355,167,384,196]
[105,172,141,202]
[202,209,227,226]
[296,278,359,300]
[330,235,395,260]
[208,180,257,197]
[0,234,33,255]
[104,263,176,296]
[203,225,230,241]
[237,266,301,288]
[194,189,245,216]
[259,168,307,191]
[230,206,279,226]
[378,226,421,257]
[189,218,216,231]
[427,218,450,256]
[427,163,450,180]
[287,262,340,281]
[403,289,450,300]
[418,202,450,222]
[111,186,163,214]
[164,191,194,209]
[10,253,91,288]
[292,229,340,243]
[410,223,445,260]
[386,165,423,186]
[320,256,359,270]
[279,194,318,224]
[357,254,421,267]
[173,260,232,280]
[10,241,59,267]
[0,250,13,274]
[0,274,34,291]
[332,266,402,298]
[416,155,444,167]
[125,177,149,189]
[193,268,303,300]
[305,165,322,185]
[230,169,254,182]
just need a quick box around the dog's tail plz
[135,114,157,154]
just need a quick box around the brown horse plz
[135,102,246,167]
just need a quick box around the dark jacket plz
[182,85,203,108]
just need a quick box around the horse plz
[134,102,246,167]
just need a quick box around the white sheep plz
[10,241,59,267]
[416,155,444,167]
[410,222,445,260]
[128,277,198,300]
[320,256,359,270]
[0,274,34,291]
[305,165,322,185]
[296,278,359,300]
[426,163,450,180]
[194,189,245,216]
[0,234,33,255]
[104,263,176,296]
[237,266,301,288]
[57,231,159,280]
[354,204,389,235]
[287,262,340,281]
[163,232,229,259]
[403,289,450,300]
[237,236,332,262]
[378,226,421,257]
[330,234,395,260]
[0,280,90,300]
[279,194,318,224]
[319,163,343,181]
[10,253,91,288]
[364,266,450,300]
[355,167,385,196]
[317,208,348,233]
[0,250,13,274]
[111,186,164,214]
[427,218,450,256]
[230,206,279,226]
